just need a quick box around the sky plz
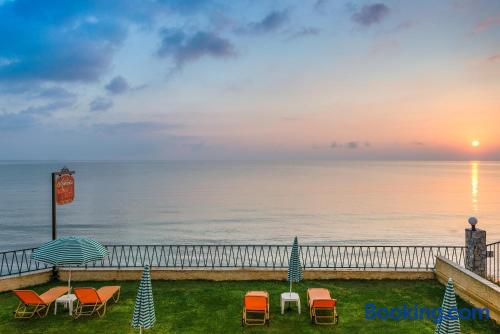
[0,0,499,160]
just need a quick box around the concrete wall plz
[58,268,434,282]
[0,270,51,293]
[435,256,500,323]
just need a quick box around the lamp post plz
[468,216,477,231]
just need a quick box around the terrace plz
[0,243,499,333]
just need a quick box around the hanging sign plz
[55,173,75,205]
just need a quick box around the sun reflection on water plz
[471,161,479,212]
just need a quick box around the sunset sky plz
[0,0,499,160]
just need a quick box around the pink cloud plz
[485,53,500,63]
[474,15,500,33]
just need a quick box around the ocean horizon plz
[1,160,498,251]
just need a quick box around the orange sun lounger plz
[73,286,121,318]
[242,291,270,326]
[13,286,69,318]
[307,288,338,325]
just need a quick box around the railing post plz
[465,217,487,277]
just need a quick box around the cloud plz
[183,142,206,151]
[474,15,500,34]
[314,0,330,14]
[330,141,371,149]
[0,0,234,85]
[369,40,399,55]
[238,10,289,34]
[346,141,359,149]
[351,3,390,26]
[0,96,76,130]
[0,2,128,83]
[157,29,235,67]
[92,121,179,134]
[32,87,77,100]
[162,0,210,15]
[484,53,500,63]
[388,20,413,33]
[287,27,321,40]
[21,99,76,116]
[0,0,196,84]
[90,97,113,112]
[0,82,77,100]
[0,112,35,130]
[105,76,129,95]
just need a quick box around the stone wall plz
[465,227,487,277]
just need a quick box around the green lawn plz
[0,279,498,333]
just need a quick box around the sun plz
[471,140,480,147]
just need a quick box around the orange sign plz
[55,174,74,205]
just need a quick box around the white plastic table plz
[280,292,301,314]
[54,294,77,316]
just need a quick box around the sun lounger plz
[13,286,69,318]
[242,291,269,326]
[73,286,120,318]
[307,288,338,325]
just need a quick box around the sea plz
[0,160,498,251]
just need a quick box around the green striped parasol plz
[132,265,156,333]
[435,278,461,334]
[31,236,108,293]
[287,236,303,292]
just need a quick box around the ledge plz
[435,256,500,323]
[0,270,52,293]
[58,268,434,281]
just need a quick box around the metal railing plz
[487,241,499,285]
[1,244,467,278]
[0,248,50,277]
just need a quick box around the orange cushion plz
[39,287,69,304]
[14,290,44,305]
[244,291,268,311]
[74,288,100,304]
[308,288,335,308]
[97,286,120,303]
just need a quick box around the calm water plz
[0,161,499,250]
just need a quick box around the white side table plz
[280,292,301,314]
[54,294,77,316]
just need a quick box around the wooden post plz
[51,172,56,240]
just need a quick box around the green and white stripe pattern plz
[435,278,461,334]
[31,236,108,266]
[132,265,156,331]
[287,236,303,283]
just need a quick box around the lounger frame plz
[73,287,120,319]
[307,290,339,325]
[241,292,270,326]
[14,301,50,319]
[13,287,68,319]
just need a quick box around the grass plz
[0,279,498,333]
